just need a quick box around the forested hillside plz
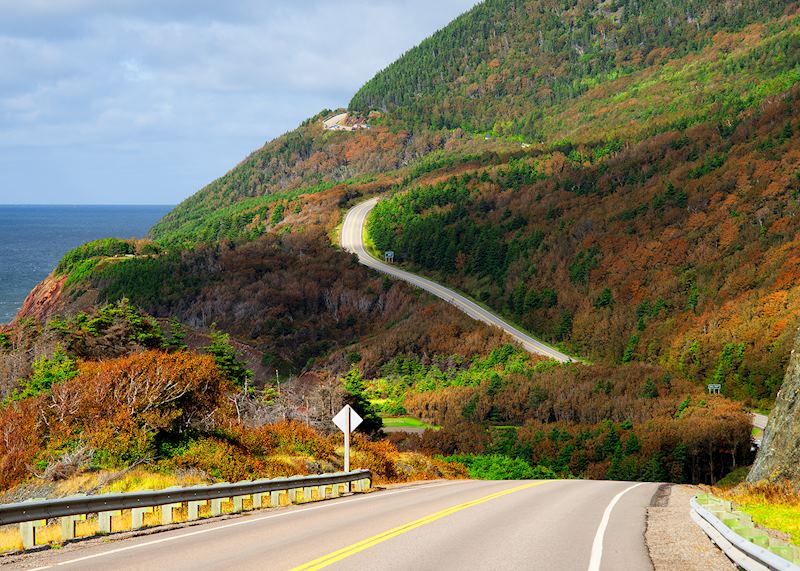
[369,86,800,406]
[351,0,796,139]
[4,0,799,496]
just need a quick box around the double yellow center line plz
[291,481,549,571]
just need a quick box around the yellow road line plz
[290,481,549,571]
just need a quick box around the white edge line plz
[25,480,462,570]
[587,482,646,571]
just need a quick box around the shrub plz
[441,454,557,480]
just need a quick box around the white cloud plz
[0,0,479,204]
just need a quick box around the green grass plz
[381,416,439,429]
[715,466,750,489]
[737,503,800,547]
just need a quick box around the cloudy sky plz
[0,0,479,205]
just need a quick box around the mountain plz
[3,0,799,491]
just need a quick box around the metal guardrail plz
[1,470,371,550]
[691,495,800,571]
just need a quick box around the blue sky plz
[0,1,479,205]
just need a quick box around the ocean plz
[0,205,173,324]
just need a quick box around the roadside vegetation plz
[717,481,800,547]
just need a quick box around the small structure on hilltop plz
[323,112,369,132]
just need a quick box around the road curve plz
[12,479,660,571]
[341,198,573,363]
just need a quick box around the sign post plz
[333,405,363,491]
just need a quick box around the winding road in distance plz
[341,197,573,363]
[342,198,770,432]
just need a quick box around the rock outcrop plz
[748,327,800,483]
[12,275,68,324]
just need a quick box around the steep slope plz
[749,326,800,482]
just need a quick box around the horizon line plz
[0,203,176,207]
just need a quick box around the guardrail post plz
[60,514,85,541]
[316,485,326,500]
[270,491,281,508]
[98,510,121,534]
[302,487,313,503]
[161,503,182,525]
[187,500,207,521]
[252,493,266,509]
[131,506,154,529]
[288,489,300,504]
[20,520,45,549]
[210,498,227,517]
[233,495,249,512]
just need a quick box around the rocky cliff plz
[748,327,800,483]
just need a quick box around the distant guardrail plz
[691,494,800,571]
[1,470,371,550]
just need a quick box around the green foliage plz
[270,203,286,226]
[442,454,557,480]
[622,335,639,363]
[152,181,336,247]
[0,333,11,351]
[206,326,253,390]
[56,238,135,275]
[46,299,165,353]
[342,366,383,433]
[7,347,78,402]
[639,378,659,399]
[165,318,188,352]
[675,397,691,418]
[569,247,599,285]
[93,252,196,309]
[349,0,790,138]
[688,153,728,179]
[711,343,746,391]
[594,288,614,309]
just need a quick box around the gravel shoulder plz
[646,484,735,571]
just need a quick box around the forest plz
[368,86,800,407]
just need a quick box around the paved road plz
[341,198,572,363]
[752,413,768,431]
[15,479,660,571]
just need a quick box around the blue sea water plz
[0,205,173,324]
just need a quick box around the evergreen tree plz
[206,325,253,390]
[342,365,382,433]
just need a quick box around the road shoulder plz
[645,484,735,570]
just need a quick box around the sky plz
[0,0,479,205]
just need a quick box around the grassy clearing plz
[382,416,439,429]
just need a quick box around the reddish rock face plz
[12,275,67,324]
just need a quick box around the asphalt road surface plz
[341,198,572,363]
[17,479,660,571]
